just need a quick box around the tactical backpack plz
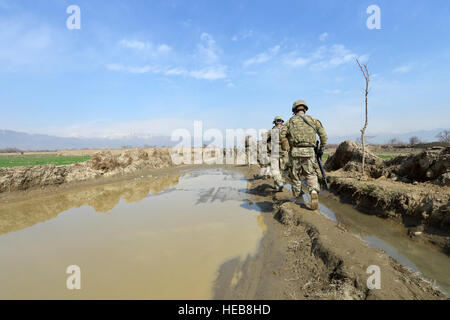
[288,115,318,148]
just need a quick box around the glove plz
[317,146,325,158]
[280,152,289,170]
[283,152,290,164]
[281,138,290,152]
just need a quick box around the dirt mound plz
[382,147,450,185]
[326,142,449,186]
[325,142,450,245]
[0,165,68,193]
[325,140,382,171]
[89,151,120,172]
[0,148,174,193]
[118,149,150,168]
[150,149,172,164]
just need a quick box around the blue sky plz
[0,0,449,138]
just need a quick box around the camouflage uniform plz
[266,125,285,188]
[280,101,327,197]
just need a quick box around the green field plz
[0,155,91,168]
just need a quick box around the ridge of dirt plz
[0,149,173,194]
[324,141,450,254]
[325,141,449,187]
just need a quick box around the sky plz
[0,0,449,139]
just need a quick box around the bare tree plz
[409,136,421,146]
[388,138,402,146]
[356,59,370,176]
[436,130,450,143]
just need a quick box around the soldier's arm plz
[315,119,327,148]
[266,130,271,144]
[280,123,290,151]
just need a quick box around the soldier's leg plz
[290,159,303,197]
[260,164,270,178]
[300,157,320,193]
[302,157,320,209]
[270,157,284,188]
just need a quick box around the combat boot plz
[275,185,283,192]
[293,189,305,204]
[310,190,319,210]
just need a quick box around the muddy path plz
[215,165,447,300]
[0,164,447,299]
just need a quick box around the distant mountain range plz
[0,128,448,151]
[0,130,177,151]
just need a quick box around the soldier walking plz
[280,100,327,210]
[266,116,287,192]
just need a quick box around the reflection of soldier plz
[266,116,287,192]
[280,100,327,210]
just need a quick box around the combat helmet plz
[292,100,309,113]
[273,116,284,124]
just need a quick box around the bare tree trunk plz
[356,59,370,177]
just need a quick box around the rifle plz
[315,141,329,190]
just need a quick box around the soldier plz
[280,100,327,210]
[266,116,287,192]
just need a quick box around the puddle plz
[318,193,450,296]
[284,183,449,295]
[0,168,265,299]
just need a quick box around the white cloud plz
[319,32,328,41]
[111,33,227,81]
[106,63,227,80]
[119,39,150,50]
[393,65,412,73]
[0,17,56,67]
[284,54,310,67]
[164,68,187,76]
[284,44,368,71]
[313,45,368,70]
[106,63,154,74]
[244,45,280,67]
[313,44,357,69]
[197,33,221,64]
[119,38,172,56]
[232,30,253,42]
[189,66,227,80]
[157,44,172,53]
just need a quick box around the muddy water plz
[0,169,265,299]
[317,193,450,296]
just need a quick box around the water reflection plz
[0,169,265,299]
[318,193,450,296]
[0,174,182,236]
